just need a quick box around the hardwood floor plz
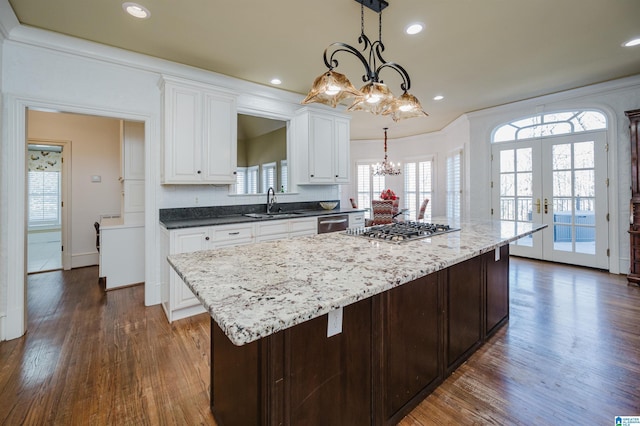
[1,258,638,425]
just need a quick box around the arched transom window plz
[492,110,606,143]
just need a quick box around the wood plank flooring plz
[1,258,639,425]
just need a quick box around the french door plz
[492,132,608,269]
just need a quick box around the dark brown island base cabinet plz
[210,245,510,426]
[626,109,640,286]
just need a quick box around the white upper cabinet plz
[161,76,238,184]
[293,108,351,185]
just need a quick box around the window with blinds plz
[28,171,61,228]
[404,159,433,221]
[236,166,259,194]
[262,162,276,192]
[356,163,385,219]
[447,150,462,218]
[280,160,288,192]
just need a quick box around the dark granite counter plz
[159,200,365,230]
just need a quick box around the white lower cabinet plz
[348,212,365,228]
[161,226,210,322]
[290,217,317,237]
[255,217,317,242]
[161,217,317,322]
[161,222,254,322]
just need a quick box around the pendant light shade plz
[348,82,394,115]
[302,70,363,108]
[384,91,429,122]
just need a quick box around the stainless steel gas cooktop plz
[345,221,459,243]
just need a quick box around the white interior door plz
[493,131,608,269]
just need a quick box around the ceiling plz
[7,0,640,140]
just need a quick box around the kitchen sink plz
[244,212,302,219]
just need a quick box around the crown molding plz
[0,2,304,107]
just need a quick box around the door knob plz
[535,199,541,214]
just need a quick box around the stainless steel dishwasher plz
[317,214,349,234]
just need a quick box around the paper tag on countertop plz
[495,247,500,261]
[327,307,343,337]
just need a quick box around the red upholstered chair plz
[417,198,430,221]
[391,198,400,217]
[369,200,395,225]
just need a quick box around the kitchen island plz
[168,219,545,425]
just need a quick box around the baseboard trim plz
[71,252,99,269]
[0,314,5,342]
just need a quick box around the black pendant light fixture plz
[302,0,428,121]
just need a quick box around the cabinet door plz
[164,84,203,182]
[202,91,237,183]
[172,228,210,310]
[290,217,317,236]
[334,118,350,183]
[308,114,336,183]
[380,273,441,423]
[348,212,365,229]
[286,300,372,426]
[446,255,482,371]
[486,245,509,335]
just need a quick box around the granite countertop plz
[160,205,364,229]
[167,218,546,346]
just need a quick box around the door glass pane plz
[517,198,532,221]
[501,150,514,172]
[553,144,571,169]
[516,148,532,171]
[574,141,594,168]
[551,140,596,255]
[553,225,572,252]
[501,174,515,196]
[517,172,532,196]
[575,170,595,197]
[499,147,533,247]
[553,171,572,197]
[501,198,515,220]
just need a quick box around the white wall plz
[345,116,470,218]
[466,76,640,275]
[0,7,340,340]
[348,76,640,277]
[28,110,122,267]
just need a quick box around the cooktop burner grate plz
[345,221,459,243]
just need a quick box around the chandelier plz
[302,0,428,121]
[372,128,401,176]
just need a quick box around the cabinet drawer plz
[213,224,253,242]
[290,218,317,234]
[256,220,290,237]
[349,214,365,227]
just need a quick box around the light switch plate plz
[91,175,102,183]
[327,307,343,337]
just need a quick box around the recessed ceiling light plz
[270,78,282,85]
[405,23,424,35]
[623,37,640,47]
[433,95,444,101]
[122,2,150,19]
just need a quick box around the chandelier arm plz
[324,42,375,82]
[376,61,411,92]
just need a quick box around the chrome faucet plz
[266,187,276,214]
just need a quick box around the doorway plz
[27,140,71,273]
[491,110,609,269]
